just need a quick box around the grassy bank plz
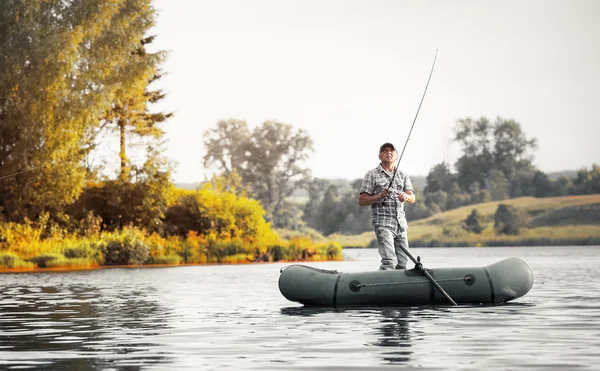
[327,195,600,248]
[0,226,342,272]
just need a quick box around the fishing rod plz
[387,49,438,189]
[386,50,457,306]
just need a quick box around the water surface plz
[1,246,599,370]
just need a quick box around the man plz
[358,142,416,270]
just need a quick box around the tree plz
[532,171,554,197]
[494,204,521,235]
[202,119,251,176]
[487,169,509,201]
[492,118,537,183]
[203,120,313,222]
[303,178,331,230]
[573,164,600,195]
[453,117,494,190]
[462,209,485,234]
[316,185,346,236]
[0,0,162,222]
[453,117,537,194]
[93,35,172,182]
[424,162,454,193]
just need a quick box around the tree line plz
[299,117,599,236]
[202,117,599,236]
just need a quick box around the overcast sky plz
[143,0,599,183]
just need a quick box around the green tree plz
[494,204,521,235]
[303,178,331,230]
[0,0,163,222]
[532,171,554,197]
[492,118,537,184]
[487,169,509,201]
[424,162,455,193]
[573,164,600,195]
[203,120,313,223]
[462,209,485,234]
[453,117,537,195]
[453,117,494,190]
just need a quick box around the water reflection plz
[0,283,172,370]
[280,306,414,365]
[375,308,412,364]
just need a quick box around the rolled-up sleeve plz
[404,174,414,193]
[360,171,375,195]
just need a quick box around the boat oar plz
[397,245,458,306]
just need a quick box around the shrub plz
[462,209,486,234]
[0,253,35,269]
[494,204,522,235]
[269,245,285,261]
[28,253,63,268]
[102,230,150,265]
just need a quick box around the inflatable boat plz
[278,257,533,306]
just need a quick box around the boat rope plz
[356,276,472,288]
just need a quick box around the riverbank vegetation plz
[0,179,342,272]
[325,194,600,248]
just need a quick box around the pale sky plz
[145,0,599,183]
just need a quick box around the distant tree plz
[302,178,331,230]
[424,162,455,193]
[487,169,509,201]
[554,175,573,196]
[316,185,346,236]
[532,171,554,197]
[573,164,600,195]
[468,182,491,204]
[453,117,537,194]
[492,118,537,183]
[510,168,536,197]
[462,209,485,234]
[203,120,313,223]
[453,117,494,190]
[494,204,521,235]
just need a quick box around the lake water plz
[1,246,599,370]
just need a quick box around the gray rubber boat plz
[279,257,534,306]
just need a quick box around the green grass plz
[323,194,600,248]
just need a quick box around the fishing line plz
[387,49,438,189]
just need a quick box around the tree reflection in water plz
[0,284,173,370]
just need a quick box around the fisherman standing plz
[358,142,416,270]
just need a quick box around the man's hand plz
[380,188,390,200]
[399,191,415,203]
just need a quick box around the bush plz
[462,209,486,234]
[28,253,63,268]
[102,232,150,266]
[269,245,285,262]
[494,204,522,235]
[0,253,35,269]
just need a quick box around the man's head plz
[378,142,397,164]
[379,142,396,153]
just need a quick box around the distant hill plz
[407,194,600,246]
[547,170,578,180]
[326,194,600,248]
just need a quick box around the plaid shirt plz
[360,164,414,231]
